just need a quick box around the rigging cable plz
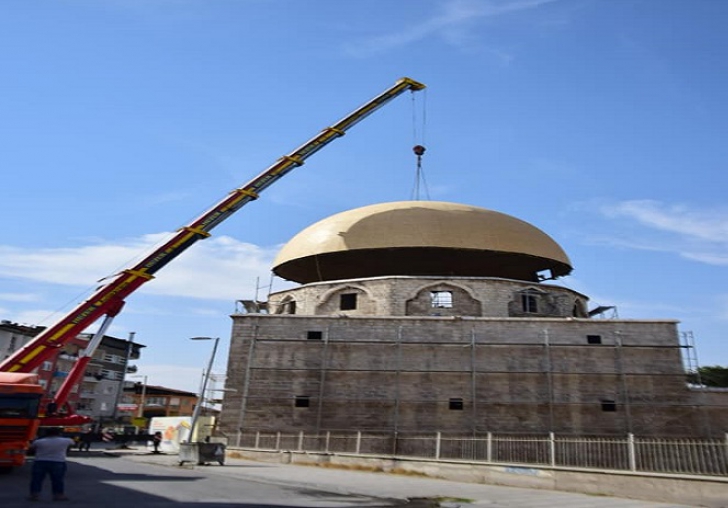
[410,88,430,200]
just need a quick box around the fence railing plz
[234,430,728,477]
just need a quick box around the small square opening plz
[307,331,323,340]
[294,396,310,408]
[430,291,453,308]
[601,399,616,412]
[587,334,602,345]
[449,398,464,411]
[340,293,357,310]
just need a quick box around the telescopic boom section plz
[1,77,426,374]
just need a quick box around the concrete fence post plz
[435,432,441,460]
[355,431,362,454]
[298,431,304,451]
[254,431,260,449]
[275,431,281,450]
[325,431,330,453]
[549,432,556,467]
[628,433,637,472]
[487,431,493,463]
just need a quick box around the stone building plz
[219,201,725,438]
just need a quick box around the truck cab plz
[0,372,43,471]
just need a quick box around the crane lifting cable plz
[411,143,430,200]
[410,87,429,200]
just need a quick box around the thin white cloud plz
[602,200,728,243]
[0,233,282,302]
[6,310,62,328]
[682,252,728,265]
[344,0,559,57]
[596,200,728,266]
[140,191,192,208]
[0,293,39,303]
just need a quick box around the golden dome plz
[273,201,572,283]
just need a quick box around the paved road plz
[0,448,697,507]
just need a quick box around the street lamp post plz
[187,337,219,443]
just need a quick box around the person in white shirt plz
[27,426,76,501]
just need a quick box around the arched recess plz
[314,284,376,315]
[273,295,297,315]
[572,298,588,317]
[405,282,482,317]
[509,286,557,317]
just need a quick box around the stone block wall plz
[218,311,717,437]
[267,276,589,319]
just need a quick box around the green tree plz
[687,365,728,387]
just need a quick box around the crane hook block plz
[413,145,426,156]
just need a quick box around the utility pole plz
[111,332,135,424]
[136,375,148,419]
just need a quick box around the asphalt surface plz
[0,446,699,507]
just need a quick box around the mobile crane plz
[0,77,426,467]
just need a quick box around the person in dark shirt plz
[152,431,162,454]
[78,429,94,452]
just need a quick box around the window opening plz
[537,269,554,281]
[0,394,41,418]
[286,301,296,314]
[521,293,538,313]
[587,335,602,345]
[294,395,310,408]
[449,398,464,410]
[430,291,453,308]
[340,293,357,310]
[601,399,617,412]
[307,331,323,340]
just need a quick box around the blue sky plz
[2,0,727,393]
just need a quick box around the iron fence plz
[234,430,728,477]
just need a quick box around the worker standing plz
[27,427,75,501]
[152,431,162,454]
